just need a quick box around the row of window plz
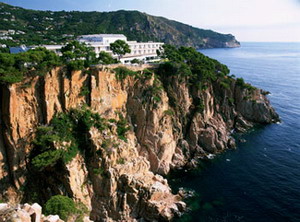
[131,49,156,55]
[131,44,161,49]
[93,47,157,55]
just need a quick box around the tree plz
[130,58,142,64]
[98,51,118,64]
[61,41,97,71]
[110,40,131,60]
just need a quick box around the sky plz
[2,0,300,42]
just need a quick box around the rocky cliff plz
[0,62,278,221]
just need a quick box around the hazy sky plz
[2,0,300,42]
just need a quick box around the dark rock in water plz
[228,138,237,149]
[239,139,247,143]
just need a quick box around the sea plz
[170,42,300,222]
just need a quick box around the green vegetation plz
[0,47,61,84]
[61,41,98,72]
[236,77,256,91]
[0,41,101,84]
[98,51,118,65]
[196,99,205,113]
[31,107,131,170]
[32,150,63,170]
[143,68,153,77]
[44,195,79,221]
[141,76,164,108]
[113,66,137,81]
[220,77,232,90]
[228,97,235,106]
[0,40,120,85]
[110,40,131,60]
[79,86,90,97]
[131,58,142,64]
[93,168,105,175]
[117,158,125,165]
[116,113,130,141]
[157,45,230,83]
[31,107,109,170]
[164,109,175,116]
[0,2,238,48]
[155,45,256,113]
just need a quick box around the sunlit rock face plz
[0,64,278,221]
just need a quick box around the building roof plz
[78,34,126,38]
[9,45,31,54]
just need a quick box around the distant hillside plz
[0,2,240,48]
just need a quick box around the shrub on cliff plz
[116,113,130,141]
[44,195,77,220]
[31,107,109,170]
[114,66,137,81]
[236,77,256,91]
[98,51,118,65]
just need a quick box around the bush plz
[116,113,130,141]
[195,99,205,113]
[117,158,125,165]
[93,168,105,175]
[98,51,117,65]
[113,66,136,81]
[236,77,256,91]
[79,86,90,97]
[228,97,234,106]
[31,107,109,171]
[32,150,63,170]
[164,109,175,116]
[143,68,153,77]
[131,58,142,64]
[44,195,77,221]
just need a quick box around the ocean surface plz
[170,42,300,222]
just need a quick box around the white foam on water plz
[207,154,215,159]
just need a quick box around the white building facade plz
[16,34,163,64]
[77,34,164,63]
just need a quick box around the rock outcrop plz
[0,64,278,221]
[0,202,93,222]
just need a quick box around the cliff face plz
[0,65,278,221]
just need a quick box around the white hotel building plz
[25,34,163,64]
[77,34,164,63]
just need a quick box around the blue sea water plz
[170,42,300,222]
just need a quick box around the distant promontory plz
[0,2,240,48]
